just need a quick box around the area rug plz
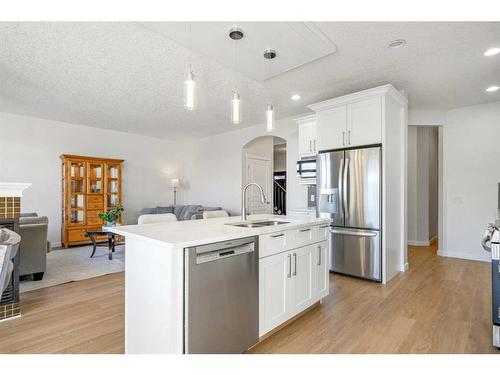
[20,244,125,292]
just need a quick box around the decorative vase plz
[106,221,116,227]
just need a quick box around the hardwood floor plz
[0,244,497,354]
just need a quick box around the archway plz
[242,136,287,215]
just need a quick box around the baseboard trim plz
[408,240,430,246]
[400,262,409,272]
[437,250,491,263]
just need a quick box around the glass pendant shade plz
[265,104,275,132]
[231,89,241,124]
[184,66,196,111]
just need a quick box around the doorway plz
[242,136,287,216]
[407,126,440,249]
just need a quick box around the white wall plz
[439,101,500,262]
[183,117,307,215]
[0,112,186,245]
[407,126,418,243]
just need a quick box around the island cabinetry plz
[259,224,329,337]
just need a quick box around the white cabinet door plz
[298,122,317,158]
[259,251,293,336]
[347,96,382,147]
[290,245,315,314]
[315,241,329,299]
[316,105,347,151]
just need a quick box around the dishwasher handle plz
[194,239,256,265]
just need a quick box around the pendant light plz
[263,48,276,132]
[184,23,196,111]
[229,27,243,124]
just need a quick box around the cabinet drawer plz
[293,227,315,247]
[316,224,329,242]
[67,229,89,243]
[87,195,103,204]
[260,231,288,258]
[87,210,102,225]
[87,202,103,210]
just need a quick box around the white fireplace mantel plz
[0,183,32,197]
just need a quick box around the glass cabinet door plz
[88,162,103,194]
[68,160,86,225]
[106,163,121,209]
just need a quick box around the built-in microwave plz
[296,158,316,184]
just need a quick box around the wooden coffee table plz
[84,230,123,260]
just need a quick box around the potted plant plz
[98,205,124,226]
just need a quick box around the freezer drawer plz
[329,227,381,282]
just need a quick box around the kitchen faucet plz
[241,183,267,222]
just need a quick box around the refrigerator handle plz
[338,157,344,218]
[343,158,349,220]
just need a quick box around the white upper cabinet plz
[295,115,317,158]
[309,86,393,151]
[347,96,382,147]
[316,105,347,151]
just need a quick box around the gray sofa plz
[140,205,224,221]
[19,214,51,281]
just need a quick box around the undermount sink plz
[226,219,290,228]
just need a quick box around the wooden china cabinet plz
[60,155,124,248]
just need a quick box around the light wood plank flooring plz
[0,244,497,354]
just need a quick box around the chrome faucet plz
[241,182,267,222]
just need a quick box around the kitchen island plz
[109,214,331,354]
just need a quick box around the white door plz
[259,251,294,336]
[290,245,315,314]
[246,155,272,214]
[298,122,317,157]
[316,105,347,151]
[315,241,329,299]
[347,96,382,147]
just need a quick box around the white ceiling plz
[0,22,499,141]
[142,22,337,81]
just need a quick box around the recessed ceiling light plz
[291,94,301,101]
[484,47,500,57]
[388,39,406,49]
[486,85,499,92]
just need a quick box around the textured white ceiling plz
[0,22,499,141]
[142,22,337,81]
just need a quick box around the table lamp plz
[171,178,180,205]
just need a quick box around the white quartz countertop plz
[109,214,330,250]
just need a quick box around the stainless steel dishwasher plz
[184,236,259,354]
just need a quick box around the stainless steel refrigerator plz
[317,146,382,282]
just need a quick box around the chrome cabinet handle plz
[293,253,297,276]
[320,224,329,229]
[309,140,312,152]
[317,245,321,266]
[287,254,292,278]
[299,228,311,232]
[342,131,345,146]
[271,233,284,238]
[313,140,316,151]
[348,130,351,145]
